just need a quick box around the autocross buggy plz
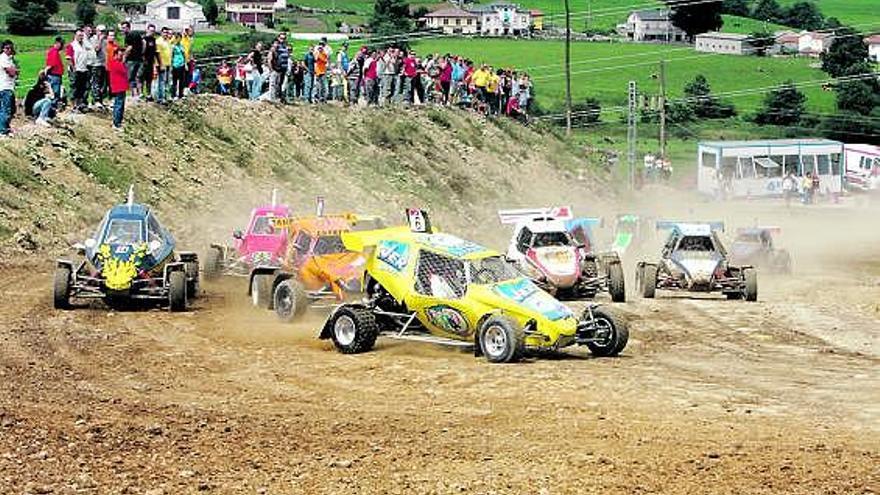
[498,207,625,302]
[729,226,792,274]
[248,206,383,323]
[320,209,629,363]
[203,190,291,280]
[53,187,199,311]
[636,221,757,301]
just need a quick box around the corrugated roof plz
[425,7,477,18]
[696,31,751,41]
[700,138,843,149]
[630,9,671,21]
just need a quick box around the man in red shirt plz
[44,37,65,106]
[107,48,128,130]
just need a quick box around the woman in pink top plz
[438,56,452,105]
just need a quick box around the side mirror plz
[233,230,243,240]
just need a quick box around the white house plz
[225,0,285,26]
[695,32,753,55]
[132,0,210,30]
[617,10,686,43]
[866,35,880,62]
[422,7,478,35]
[470,3,531,37]
[798,31,831,57]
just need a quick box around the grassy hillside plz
[779,0,879,27]
[0,97,614,253]
[412,38,836,113]
[720,15,790,34]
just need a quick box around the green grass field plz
[779,0,880,28]
[720,15,789,34]
[412,38,836,113]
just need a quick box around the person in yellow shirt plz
[486,69,500,115]
[469,64,490,105]
[155,28,172,103]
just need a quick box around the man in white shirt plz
[0,40,18,136]
[71,30,92,111]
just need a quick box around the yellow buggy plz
[319,210,629,363]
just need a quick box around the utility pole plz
[659,60,667,161]
[565,0,572,135]
[627,81,638,191]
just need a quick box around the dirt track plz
[1,197,878,494]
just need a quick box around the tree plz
[369,0,413,44]
[199,0,219,25]
[75,0,97,26]
[6,0,58,34]
[835,68,880,115]
[683,74,736,118]
[721,0,750,17]
[571,97,601,126]
[821,110,880,145]
[823,17,841,29]
[782,1,824,30]
[663,0,723,39]
[754,81,806,125]
[821,26,870,78]
[752,0,783,23]
[749,29,775,56]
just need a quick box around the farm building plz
[774,32,800,54]
[130,0,210,30]
[844,144,880,192]
[866,35,880,62]
[798,31,831,57]
[617,10,686,43]
[697,139,844,198]
[422,7,479,35]
[470,3,532,36]
[225,0,285,26]
[695,32,754,55]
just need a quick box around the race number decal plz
[405,208,431,233]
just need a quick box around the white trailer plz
[697,139,844,199]
[843,144,880,192]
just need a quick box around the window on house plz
[443,18,449,25]
[167,6,180,19]
[456,18,461,25]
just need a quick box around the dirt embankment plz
[0,96,613,257]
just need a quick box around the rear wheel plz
[641,264,657,299]
[607,262,626,302]
[251,274,272,308]
[329,306,379,354]
[203,248,222,280]
[168,270,187,312]
[583,307,629,357]
[479,315,525,363]
[53,266,71,310]
[185,261,200,299]
[743,268,758,302]
[274,279,308,323]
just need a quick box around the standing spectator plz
[122,21,143,100]
[188,61,201,94]
[302,44,315,103]
[486,69,500,115]
[272,33,290,102]
[337,42,350,74]
[25,73,55,126]
[362,50,378,105]
[314,44,329,102]
[181,26,194,87]
[44,37,65,107]
[90,25,107,108]
[291,61,305,100]
[801,173,813,204]
[216,61,232,95]
[438,55,452,105]
[105,30,119,67]
[345,53,361,105]
[107,47,128,130]
[170,33,187,99]
[329,63,344,101]
[155,27,172,103]
[0,40,18,137]
[380,48,397,105]
[782,171,796,207]
[247,41,264,101]
[141,24,159,102]
[70,30,91,112]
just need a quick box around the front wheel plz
[479,315,525,363]
[582,307,629,357]
[185,261,200,299]
[607,262,626,302]
[53,266,71,309]
[168,270,187,312]
[329,306,379,354]
[743,268,758,302]
[641,264,657,299]
[274,279,308,323]
[251,274,272,308]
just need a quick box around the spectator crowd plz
[0,29,534,137]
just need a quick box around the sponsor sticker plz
[425,305,470,336]
[494,278,572,321]
[377,240,410,272]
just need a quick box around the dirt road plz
[1,199,878,494]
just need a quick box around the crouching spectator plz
[107,48,128,130]
[24,72,56,126]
